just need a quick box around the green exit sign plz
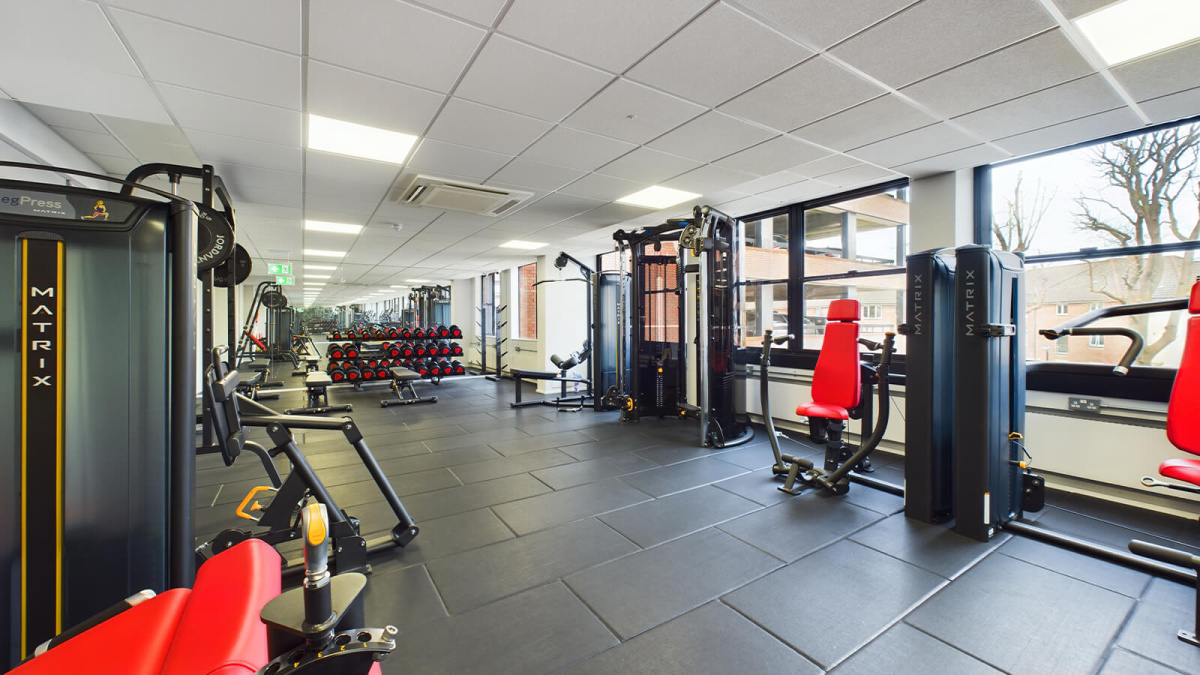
[276,275,295,285]
[268,263,293,275]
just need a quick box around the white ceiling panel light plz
[303,249,346,258]
[498,240,547,250]
[616,186,701,209]
[305,264,338,270]
[307,114,418,164]
[406,278,430,282]
[306,274,332,279]
[1075,0,1200,65]
[304,219,363,234]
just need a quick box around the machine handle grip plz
[1041,327,1143,376]
[235,486,276,521]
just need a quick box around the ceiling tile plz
[555,202,656,230]
[308,0,484,93]
[991,107,1143,157]
[647,111,776,163]
[110,9,302,109]
[408,0,508,25]
[817,163,901,187]
[407,139,513,180]
[663,164,756,195]
[735,0,919,50]
[455,35,612,122]
[374,201,447,226]
[213,164,303,194]
[511,193,606,224]
[755,179,837,206]
[307,61,444,136]
[847,123,977,168]
[895,144,1011,178]
[54,127,131,157]
[563,79,706,144]
[186,129,302,172]
[1052,0,1118,19]
[790,153,862,178]
[559,173,646,201]
[900,30,1094,119]
[952,74,1127,141]
[305,151,401,186]
[23,103,107,134]
[731,171,806,194]
[521,126,636,171]
[2,66,170,125]
[158,84,302,147]
[830,0,1055,88]
[793,94,934,151]
[498,0,710,72]
[488,158,587,191]
[229,185,304,208]
[1,0,140,76]
[88,153,141,176]
[714,135,829,176]
[596,147,701,184]
[627,3,811,106]
[1112,40,1200,103]
[1140,86,1200,125]
[718,56,884,132]
[105,0,302,53]
[427,98,553,155]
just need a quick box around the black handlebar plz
[1040,296,1187,376]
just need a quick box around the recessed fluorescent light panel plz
[499,240,547,250]
[616,186,701,209]
[303,249,345,258]
[305,264,338,270]
[305,220,362,235]
[390,285,408,288]
[306,274,331,280]
[406,278,430,283]
[1075,0,1200,65]
[307,114,418,165]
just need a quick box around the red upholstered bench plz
[12,539,281,675]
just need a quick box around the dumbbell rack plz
[325,332,467,386]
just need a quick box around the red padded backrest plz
[1190,279,1200,314]
[9,589,190,675]
[811,319,861,410]
[1167,314,1200,456]
[160,539,281,675]
[826,298,860,322]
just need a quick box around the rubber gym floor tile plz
[456,416,524,433]
[402,472,551,522]
[363,423,472,446]
[849,512,1009,579]
[618,457,748,497]
[450,447,576,484]
[401,411,498,431]
[712,467,800,506]
[515,415,610,437]
[1033,507,1200,557]
[422,426,530,452]
[1115,578,1200,673]
[565,528,782,640]
[326,467,462,509]
[426,518,638,614]
[377,444,501,477]
[531,453,660,490]
[830,622,1000,675]
[489,430,596,456]
[634,444,717,466]
[306,439,430,468]
[576,423,662,443]
[907,553,1135,675]
[386,582,616,675]
[724,540,944,669]
[836,479,905,515]
[561,601,820,675]
[492,477,653,535]
[598,486,763,548]
[362,564,448,634]
[1099,648,1187,674]
[559,435,662,460]
[997,535,1151,598]
[367,508,515,574]
[717,491,883,562]
[711,442,777,470]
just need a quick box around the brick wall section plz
[518,263,537,339]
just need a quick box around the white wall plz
[540,255,590,394]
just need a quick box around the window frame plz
[515,262,537,340]
[736,177,910,372]
[974,113,1200,402]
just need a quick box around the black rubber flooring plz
[195,369,1200,674]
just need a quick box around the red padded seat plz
[1162,279,1200,486]
[796,299,862,421]
[1160,458,1200,487]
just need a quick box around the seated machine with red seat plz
[11,504,395,674]
[764,299,897,496]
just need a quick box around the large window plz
[987,119,1200,368]
[517,263,537,340]
[736,181,910,360]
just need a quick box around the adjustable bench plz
[292,353,320,376]
[285,371,353,415]
[380,367,438,407]
[511,344,592,412]
[12,539,281,675]
[238,361,283,401]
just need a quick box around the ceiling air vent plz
[396,175,533,216]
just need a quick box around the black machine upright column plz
[952,245,1026,541]
[901,249,957,524]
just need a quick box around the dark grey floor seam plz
[591,514,646,551]
[487,505,521,538]
[850,534,1000,583]
[558,578,624,646]
[1101,646,1191,675]
[900,619,1016,674]
[994,550,1153,599]
[527,469,558,492]
[716,597,827,667]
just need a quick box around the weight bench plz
[285,371,353,415]
[292,354,320,376]
[511,344,593,412]
[237,361,282,401]
[380,367,438,407]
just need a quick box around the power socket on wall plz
[1069,397,1102,412]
